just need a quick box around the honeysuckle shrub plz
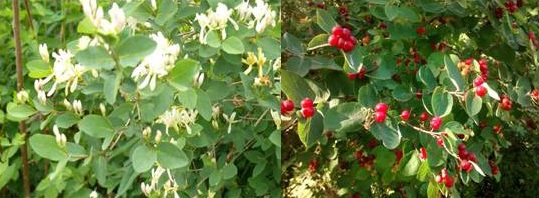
[0,0,281,197]
[282,0,539,197]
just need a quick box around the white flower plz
[73,99,83,115]
[140,182,152,196]
[155,130,162,143]
[142,127,152,139]
[39,43,49,63]
[39,49,85,96]
[108,3,126,33]
[236,0,252,21]
[156,107,198,135]
[151,0,157,10]
[79,0,126,35]
[251,0,276,33]
[63,99,72,111]
[131,32,180,90]
[37,90,47,104]
[53,125,67,148]
[195,3,239,43]
[222,112,239,134]
[89,190,98,198]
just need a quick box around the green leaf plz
[117,35,157,67]
[103,71,122,105]
[282,33,305,55]
[444,54,465,91]
[385,5,420,22]
[75,46,115,70]
[167,59,200,91]
[416,160,430,181]
[131,145,156,173]
[26,59,51,78]
[343,47,365,72]
[370,123,401,149]
[419,66,437,91]
[307,34,329,50]
[431,87,453,117]
[373,147,396,170]
[222,163,238,180]
[55,112,80,128]
[324,103,367,133]
[281,70,316,103]
[358,84,377,108]
[157,142,189,169]
[78,115,114,138]
[177,89,197,109]
[6,102,36,121]
[155,0,178,25]
[196,89,212,121]
[315,9,337,33]
[209,169,222,186]
[402,152,420,176]
[483,83,500,100]
[297,113,324,148]
[392,85,413,102]
[256,37,280,59]
[465,91,482,116]
[77,18,97,34]
[222,36,245,54]
[252,161,266,177]
[93,156,107,185]
[427,181,439,198]
[269,130,281,147]
[29,134,67,161]
[206,30,221,48]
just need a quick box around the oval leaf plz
[157,142,189,169]
[131,145,156,173]
[78,115,114,138]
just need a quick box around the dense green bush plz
[282,0,539,197]
[0,0,281,197]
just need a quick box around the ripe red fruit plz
[400,110,410,121]
[531,89,539,102]
[493,125,502,134]
[368,139,378,148]
[441,168,449,178]
[460,159,473,172]
[281,99,295,115]
[347,73,357,80]
[473,76,484,87]
[308,159,319,173]
[357,67,366,79]
[465,58,473,66]
[458,143,467,152]
[445,176,454,188]
[419,147,427,160]
[342,28,351,37]
[420,111,429,122]
[354,150,363,160]
[475,85,487,97]
[301,98,313,108]
[436,138,444,147]
[416,90,423,99]
[374,111,386,123]
[342,41,355,52]
[489,161,499,175]
[416,26,426,35]
[332,26,343,37]
[430,116,442,130]
[375,102,389,113]
[328,35,339,46]
[301,107,315,118]
[494,7,504,19]
[479,59,488,72]
[500,95,512,110]
[395,149,403,163]
[379,23,387,30]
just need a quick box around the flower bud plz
[89,190,98,198]
[155,130,162,143]
[100,103,106,116]
[39,43,49,63]
[38,90,47,104]
[63,99,72,111]
[16,90,29,103]
[142,127,151,139]
[91,69,99,78]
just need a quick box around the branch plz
[12,0,31,197]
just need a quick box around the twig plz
[12,0,31,197]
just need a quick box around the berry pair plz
[500,94,512,110]
[434,168,454,188]
[328,25,358,52]
[300,98,315,118]
[373,102,389,123]
[457,143,477,173]
[473,76,487,97]
[347,67,366,80]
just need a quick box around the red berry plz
[420,111,429,122]
[301,107,315,118]
[395,149,403,163]
[445,176,454,188]
[475,85,487,97]
[460,159,473,172]
[473,76,484,87]
[354,150,363,160]
[375,102,389,113]
[374,111,386,123]
[419,147,427,160]
[400,110,410,121]
[465,58,474,66]
[467,153,477,163]
[301,98,313,108]
[494,7,504,19]
[479,59,488,72]
[357,67,366,79]
[441,168,449,178]
[368,139,378,148]
[281,99,295,115]
[493,125,502,134]
[435,175,443,183]
[430,116,442,130]
[531,89,539,101]
[332,26,343,37]
[489,161,499,175]
[458,143,467,152]
[347,73,357,80]
[379,23,387,30]
[328,35,339,46]
[308,159,319,173]
[501,96,512,110]
[416,26,426,35]
[436,138,444,147]
[342,40,355,52]
[416,90,423,99]
[342,28,351,38]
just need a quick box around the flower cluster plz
[80,0,126,35]
[155,106,199,135]
[131,32,181,90]
[140,166,180,198]
[195,0,277,44]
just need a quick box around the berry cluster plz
[373,102,389,123]
[347,67,366,80]
[419,147,427,161]
[500,94,512,110]
[478,58,489,80]
[434,168,454,188]
[301,98,315,118]
[528,31,539,50]
[504,0,518,13]
[489,160,499,175]
[280,99,294,115]
[328,25,358,52]
[473,76,487,97]
[354,150,376,168]
[457,143,477,173]
[339,5,349,21]
[430,116,442,130]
